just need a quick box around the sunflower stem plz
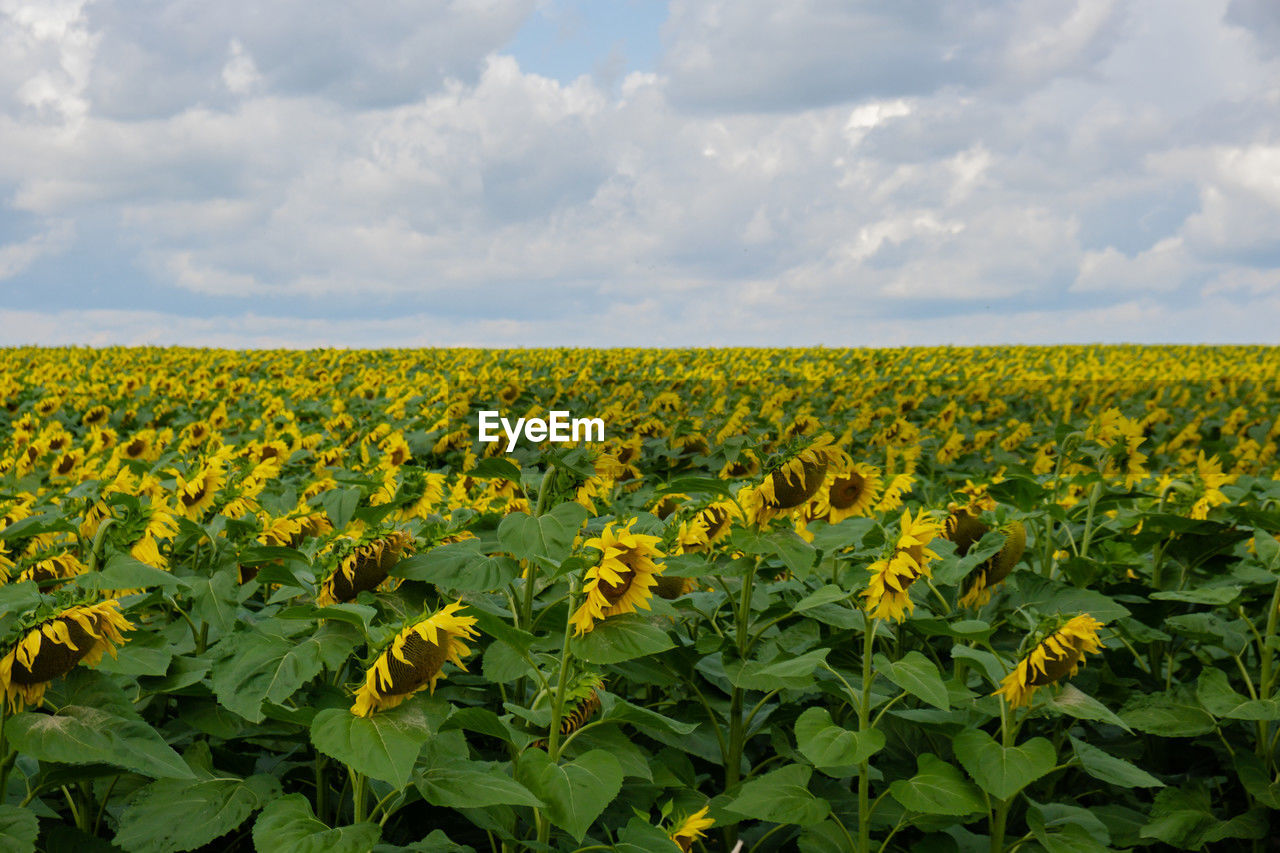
[1077,481,1102,561]
[522,468,558,632]
[538,572,580,846]
[990,701,1013,853]
[857,617,876,853]
[86,518,115,573]
[1258,575,1280,769]
[350,769,368,824]
[723,556,758,850]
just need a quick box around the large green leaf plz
[187,568,240,633]
[0,805,38,853]
[392,541,524,592]
[209,621,328,723]
[417,762,544,809]
[723,764,830,826]
[794,707,885,772]
[1197,668,1280,720]
[115,774,281,853]
[252,794,380,853]
[1069,737,1163,788]
[1047,684,1131,732]
[878,651,949,710]
[310,702,435,788]
[953,729,1056,801]
[575,614,674,664]
[498,503,587,564]
[730,648,829,691]
[1119,689,1216,736]
[888,754,986,816]
[515,749,623,841]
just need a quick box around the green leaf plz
[723,764,830,826]
[766,530,817,578]
[79,554,185,592]
[1197,668,1280,720]
[951,644,1007,687]
[1234,752,1280,809]
[95,628,173,677]
[878,651,949,710]
[209,622,327,723]
[467,458,523,482]
[0,804,38,853]
[730,648,829,691]
[252,794,380,853]
[953,730,1056,800]
[115,774,281,853]
[1047,684,1131,732]
[320,487,361,531]
[598,694,698,736]
[310,702,435,788]
[7,704,193,780]
[1251,528,1280,570]
[391,542,522,592]
[888,753,986,816]
[1139,787,1217,847]
[1150,586,1241,605]
[498,503,587,564]
[1069,737,1163,788]
[575,614,674,664]
[794,707,885,771]
[418,762,544,810]
[515,749,623,841]
[188,568,240,633]
[794,585,850,612]
[1119,689,1217,736]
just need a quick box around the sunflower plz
[995,614,1106,708]
[0,599,133,712]
[570,520,666,636]
[175,463,224,520]
[754,434,841,519]
[350,602,479,716]
[809,461,881,524]
[531,673,604,749]
[317,531,413,606]
[862,508,943,622]
[669,806,715,852]
[958,520,1026,608]
[16,551,88,588]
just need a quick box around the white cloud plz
[0,0,1278,344]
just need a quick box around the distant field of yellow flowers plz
[2,344,1279,852]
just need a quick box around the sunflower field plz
[2,344,1280,853]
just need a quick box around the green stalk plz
[351,769,368,824]
[857,618,877,853]
[522,468,557,630]
[536,574,581,846]
[723,558,758,849]
[1258,576,1280,770]
[990,701,1013,853]
[1077,481,1102,560]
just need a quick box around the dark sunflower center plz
[699,506,730,539]
[56,455,76,475]
[10,617,97,685]
[125,439,146,457]
[1028,638,1085,686]
[829,472,866,509]
[384,632,449,695]
[770,458,828,508]
[599,552,640,605]
[181,482,209,508]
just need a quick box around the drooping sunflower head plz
[995,614,1106,708]
[669,805,715,852]
[350,602,480,717]
[756,434,841,516]
[570,519,666,636]
[317,530,413,606]
[958,520,1026,609]
[861,508,943,622]
[809,461,881,524]
[175,463,224,520]
[0,599,133,712]
[15,550,89,589]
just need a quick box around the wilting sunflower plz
[669,806,715,852]
[956,517,1026,609]
[995,614,1106,708]
[317,531,413,606]
[752,434,841,521]
[862,508,943,622]
[570,520,666,636]
[350,602,479,717]
[532,673,604,749]
[0,599,133,712]
[16,550,88,588]
[808,461,881,524]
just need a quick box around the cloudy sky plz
[1,0,1278,347]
